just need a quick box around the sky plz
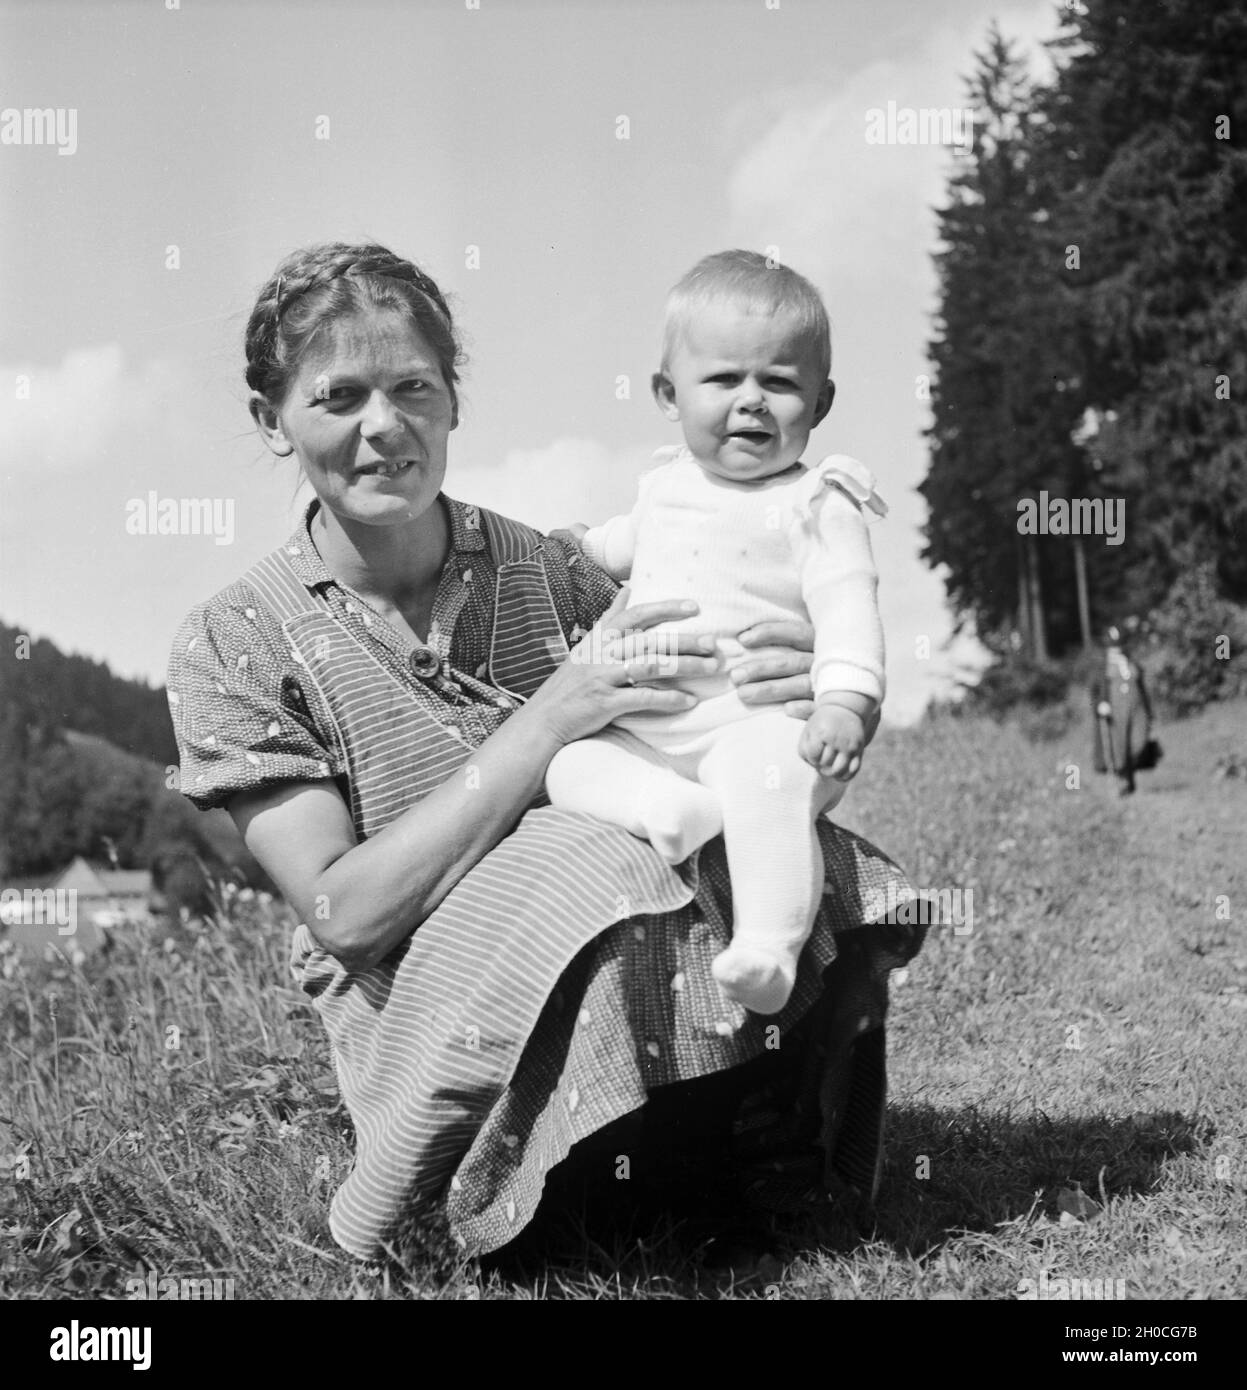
[0,0,1063,723]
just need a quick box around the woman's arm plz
[230,592,719,972]
[231,701,565,973]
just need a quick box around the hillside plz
[0,621,176,765]
[0,621,261,898]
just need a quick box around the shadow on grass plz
[868,1102,1208,1254]
[461,1102,1209,1296]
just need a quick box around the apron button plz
[410,648,441,679]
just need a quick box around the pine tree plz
[1043,0,1247,610]
[924,3,1247,682]
[922,25,1088,660]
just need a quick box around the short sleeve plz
[167,594,341,812]
[542,533,622,633]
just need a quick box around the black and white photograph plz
[0,0,1243,1329]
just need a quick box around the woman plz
[1090,624,1155,796]
[167,242,924,1261]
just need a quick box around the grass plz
[2,700,1245,1300]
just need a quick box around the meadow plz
[2,700,1244,1300]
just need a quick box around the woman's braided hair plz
[244,242,464,419]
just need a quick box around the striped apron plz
[242,511,923,1258]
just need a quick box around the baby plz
[546,250,886,1015]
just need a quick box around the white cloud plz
[0,344,207,474]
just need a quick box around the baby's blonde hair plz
[661,249,831,379]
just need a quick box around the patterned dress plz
[167,495,924,1258]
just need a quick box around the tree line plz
[0,622,258,905]
[922,0,1246,696]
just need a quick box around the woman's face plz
[268,310,456,528]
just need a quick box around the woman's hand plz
[525,586,720,746]
[732,620,882,746]
[732,619,817,716]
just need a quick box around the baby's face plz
[656,303,832,482]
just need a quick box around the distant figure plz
[1090,624,1154,795]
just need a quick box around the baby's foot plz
[711,944,796,1015]
[637,786,723,865]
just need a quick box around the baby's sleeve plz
[579,464,666,580]
[792,483,887,706]
[580,511,639,580]
[166,596,341,812]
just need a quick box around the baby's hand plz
[549,523,589,549]
[799,703,866,781]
